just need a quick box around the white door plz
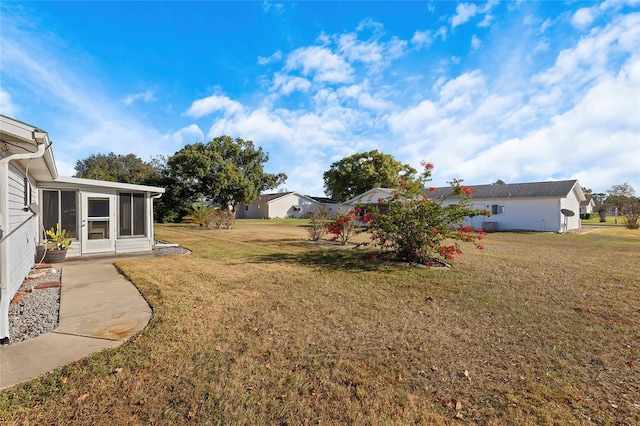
[81,192,115,254]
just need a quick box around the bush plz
[327,209,366,245]
[306,206,331,241]
[580,213,591,220]
[365,162,488,264]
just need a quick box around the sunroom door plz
[81,192,115,254]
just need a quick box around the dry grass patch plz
[1,223,638,425]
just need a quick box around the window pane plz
[61,191,77,238]
[42,190,59,232]
[119,193,132,236]
[88,220,109,239]
[133,193,145,235]
[88,198,109,217]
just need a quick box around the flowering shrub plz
[365,162,488,264]
[327,208,370,245]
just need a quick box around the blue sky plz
[1,1,639,196]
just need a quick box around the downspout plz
[0,132,47,341]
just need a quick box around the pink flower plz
[420,161,435,170]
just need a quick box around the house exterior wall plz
[0,164,40,339]
[447,197,562,232]
[237,202,269,219]
[320,203,347,219]
[560,186,582,231]
[39,182,157,255]
[6,164,40,305]
[268,194,318,218]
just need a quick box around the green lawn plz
[1,223,638,425]
[581,215,627,226]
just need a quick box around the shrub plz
[365,161,488,264]
[580,213,591,220]
[621,198,640,229]
[183,201,215,228]
[327,209,368,245]
[306,205,331,241]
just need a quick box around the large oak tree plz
[166,136,287,212]
[323,150,417,202]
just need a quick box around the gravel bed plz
[8,268,62,344]
[5,245,188,345]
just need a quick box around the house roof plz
[248,191,320,205]
[53,176,165,195]
[430,180,582,200]
[309,196,338,204]
[1,115,164,195]
[1,114,59,182]
[346,188,398,204]
[251,192,294,203]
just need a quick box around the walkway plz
[0,253,153,390]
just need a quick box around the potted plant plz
[40,223,72,263]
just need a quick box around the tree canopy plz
[166,136,286,212]
[74,152,160,184]
[323,150,417,202]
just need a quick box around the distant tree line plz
[74,136,286,223]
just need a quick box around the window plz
[42,190,77,238]
[491,204,505,215]
[119,192,145,237]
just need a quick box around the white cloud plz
[262,1,284,15]
[535,13,640,87]
[184,94,244,118]
[0,88,17,116]
[258,50,283,65]
[208,108,293,144]
[271,74,312,95]
[122,89,156,106]
[571,7,596,29]
[285,46,353,83]
[411,30,432,49]
[471,35,481,50]
[172,124,204,145]
[451,3,478,29]
[435,26,448,41]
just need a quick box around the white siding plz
[116,238,152,253]
[560,186,582,231]
[237,202,269,219]
[6,164,40,308]
[448,197,563,232]
[268,194,318,218]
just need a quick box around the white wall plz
[269,194,318,218]
[237,202,268,219]
[447,197,564,232]
[0,164,40,339]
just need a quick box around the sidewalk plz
[0,254,153,390]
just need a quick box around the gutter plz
[0,131,47,340]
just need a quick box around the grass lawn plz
[581,215,627,226]
[1,222,639,424]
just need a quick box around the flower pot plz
[43,249,67,264]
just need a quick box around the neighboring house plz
[0,115,164,341]
[580,199,596,215]
[236,192,320,219]
[348,180,585,233]
[308,196,346,219]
